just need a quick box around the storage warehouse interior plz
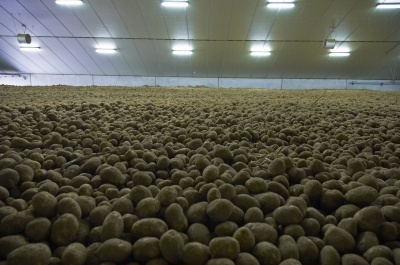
[0,1,400,265]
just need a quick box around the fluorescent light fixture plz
[173,50,192,55]
[329,52,350,57]
[96,48,116,54]
[251,51,271,56]
[162,1,188,7]
[56,0,83,5]
[267,2,295,8]
[20,47,40,51]
[377,3,400,8]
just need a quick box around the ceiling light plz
[173,50,192,55]
[267,2,295,8]
[162,1,188,7]
[96,48,116,54]
[251,51,271,56]
[376,3,400,8]
[20,47,41,51]
[329,52,350,57]
[55,0,83,5]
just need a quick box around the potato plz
[245,177,268,194]
[320,245,340,265]
[300,218,320,236]
[354,206,384,233]
[25,217,51,242]
[363,245,393,263]
[337,217,358,238]
[50,213,79,246]
[254,192,282,214]
[273,205,303,226]
[244,223,278,244]
[182,242,210,265]
[31,191,57,218]
[215,221,238,236]
[278,235,299,260]
[268,158,286,175]
[252,241,281,265]
[57,197,82,218]
[233,226,255,253]
[158,186,178,206]
[209,237,240,260]
[159,229,184,264]
[206,199,233,223]
[203,165,219,183]
[214,145,233,162]
[101,211,124,241]
[185,201,208,224]
[7,243,51,265]
[89,205,112,227]
[244,207,264,223]
[131,218,168,239]
[188,223,212,245]
[1,209,34,235]
[344,186,379,207]
[164,203,188,232]
[218,184,236,200]
[132,237,160,262]
[297,236,319,265]
[135,197,160,218]
[61,242,87,265]
[324,226,355,254]
[129,185,153,206]
[0,235,28,259]
[112,196,134,215]
[232,194,260,212]
[235,253,260,265]
[95,238,132,263]
[341,254,369,265]
[100,166,125,186]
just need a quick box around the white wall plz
[30,74,93,86]
[346,80,400,91]
[93,76,155,87]
[0,74,31,86]
[1,74,399,91]
[282,79,347,90]
[155,77,218,88]
[219,78,282,89]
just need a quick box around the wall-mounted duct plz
[349,81,400,86]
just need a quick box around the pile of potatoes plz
[0,85,400,265]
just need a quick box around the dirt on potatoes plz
[0,85,400,265]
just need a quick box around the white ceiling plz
[0,0,399,79]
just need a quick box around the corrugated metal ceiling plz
[0,0,399,79]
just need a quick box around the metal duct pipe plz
[323,39,336,49]
[17,33,31,44]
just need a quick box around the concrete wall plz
[1,74,399,90]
